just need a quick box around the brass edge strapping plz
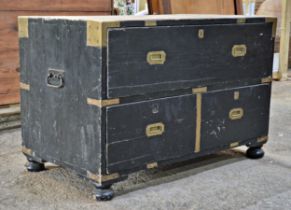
[145,20,157,27]
[265,17,277,38]
[87,171,120,183]
[20,82,30,91]
[87,98,120,107]
[86,21,120,47]
[237,18,246,24]
[22,146,32,155]
[87,21,102,47]
[147,162,158,169]
[230,142,239,148]
[192,87,207,94]
[257,136,268,143]
[18,17,29,38]
[195,93,202,153]
[261,76,272,84]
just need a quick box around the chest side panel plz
[20,19,103,173]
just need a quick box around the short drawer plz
[106,94,197,172]
[200,84,271,151]
[107,23,273,98]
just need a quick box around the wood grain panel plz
[0,11,110,105]
[170,0,235,15]
[148,0,235,15]
[0,0,112,12]
[148,0,160,14]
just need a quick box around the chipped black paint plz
[19,17,274,187]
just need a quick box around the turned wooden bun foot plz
[95,185,114,201]
[26,158,45,172]
[246,146,265,159]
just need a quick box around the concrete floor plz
[1,81,291,210]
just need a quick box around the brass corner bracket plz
[87,171,120,183]
[18,17,29,38]
[86,21,120,47]
[87,98,120,108]
[20,82,30,91]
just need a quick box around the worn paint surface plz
[19,16,274,184]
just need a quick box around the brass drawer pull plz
[147,51,166,65]
[146,122,165,137]
[229,108,244,120]
[232,44,247,57]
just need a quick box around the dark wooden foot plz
[246,146,264,159]
[95,185,114,201]
[26,157,45,172]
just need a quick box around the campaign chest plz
[19,15,276,201]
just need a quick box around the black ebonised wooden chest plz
[18,15,276,201]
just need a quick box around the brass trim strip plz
[237,18,246,24]
[192,87,207,94]
[87,21,102,47]
[86,21,120,47]
[145,20,157,27]
[147,162,158,169]
[261,76,272,84]
[230,142,239,148]
[87,171,120,183]
[87,98,120,107]
[257,136,268,143]
[195,93,202,153]
[20,82,30,91]
[22,146,32,156]
[18,17,29,38]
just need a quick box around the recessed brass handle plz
[147,51,166,65]
[146,122,165,137]
[232,44,247,57]
[229,108,244,120]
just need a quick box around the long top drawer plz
[107,21,274,98]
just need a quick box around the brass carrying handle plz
[146,122,165,137]
[229,108,244,120]
[147,51,166,65]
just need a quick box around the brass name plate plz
[232,45,247,57]
[146,122,165,137]
[229,108,244,120]
[147,51,166,65]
